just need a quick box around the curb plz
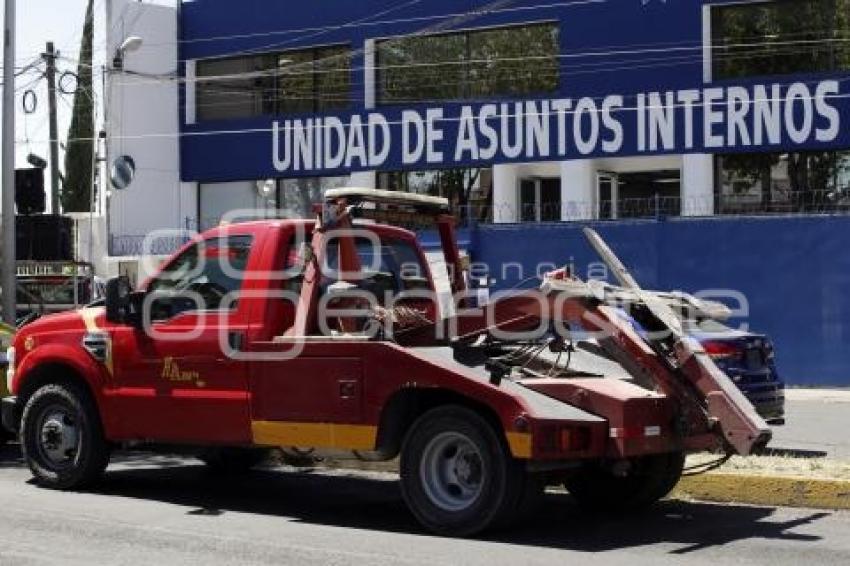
[673,473,850,510]
[320,459,850,511]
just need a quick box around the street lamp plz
[112,35,143,70]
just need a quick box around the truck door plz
[247,231,437,450]
[109,235,255,444]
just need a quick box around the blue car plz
[617,311,785,425]
[685,318,785,425]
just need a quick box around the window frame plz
[708,0,850,82]
[194,43,353,122]
[374,20,561,106]
[147,234,255,315]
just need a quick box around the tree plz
[61,0,95,213]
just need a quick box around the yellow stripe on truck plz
[252,421,534,458]
[252,421,378,451]
[79,308,114,377]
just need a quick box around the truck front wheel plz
[20,383,110,490]
[565,451,685,512]
[400,405,521,537]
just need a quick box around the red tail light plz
[538,425,591,455]
[702,340,741,361]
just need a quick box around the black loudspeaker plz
[15,168,46,215]
[16,215,73,261]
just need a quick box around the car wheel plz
[400,405,522,537]
[20,383,110,490]
[566,451,685,512]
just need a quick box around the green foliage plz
[61,0,95,213]
[713,0,850,80]
[196,45,351,121]
[377,22,559,103]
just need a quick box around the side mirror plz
[105,276,132,324]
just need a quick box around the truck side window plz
[148,235,254,316]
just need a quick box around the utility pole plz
[2,0,17,325]
[43,41,60,215]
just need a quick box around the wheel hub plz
[420,432,485,512]
[39,410,79,465]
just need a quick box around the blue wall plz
[470,216,850,386]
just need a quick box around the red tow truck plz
[2,189,771,536]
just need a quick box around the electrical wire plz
[134,0,605,50]
[15,1,850,145]
[682,453,733,476]
[174,44,850,114]
[62,34,850,85]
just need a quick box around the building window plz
[196,45,351,121]
[617,171,682,219]
[520,178,561,222]
[716,151,850,213]
[712,0,850,80]
[376,22,560,104]
[594,171,681,221]
[279,176,351,219]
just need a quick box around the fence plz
[471,215,850,387]
[457,189,850,226]
[108,210,850,385]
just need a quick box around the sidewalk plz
[772,389,850,460]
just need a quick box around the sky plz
[1,0,175,211]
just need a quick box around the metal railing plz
[110,234,193,257]
[454,189,850,226]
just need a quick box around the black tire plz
[20,383,110,490]
[565,451,685,512]
[399,405,522,537]
[199,447,269,474]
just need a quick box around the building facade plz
[102,0,850,384]
[167,0,849,231]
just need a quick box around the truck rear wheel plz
[400,405,521,537]
[20,383,110,490]
[565,451,685,512]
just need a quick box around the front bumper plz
[1,396,19,434]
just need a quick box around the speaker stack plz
[13,168,72,262]
[15,216,73,262]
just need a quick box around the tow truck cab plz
[2,189,771,537]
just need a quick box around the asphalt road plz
[0,445,848,566]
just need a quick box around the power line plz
[73,0,597,71]
[61,34,850,91]
[181,48,840,114]
[59,34,850,102]
[135,0,604,49]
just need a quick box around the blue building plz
[108,0,850,384]
[177,0,849,226]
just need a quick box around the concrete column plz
[349,170,377,188]
[492,164,520,223]
[560,160,596,220]
[180,182,199,232]
[682,153,715,216]
[185,60,197,125]
[364,39,376,110]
